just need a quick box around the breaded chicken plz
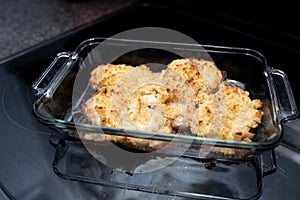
[220,84,264,141]
[111,65,184,133]
[189,58,223,93]
[81,90,170,149]
[83,65,185,149]
[190,82,264,141]
[167,57,223,102]
[82,58,264,150]
[89,63,134,92]
[82,91,117,128]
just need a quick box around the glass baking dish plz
[51,137,277,200]
[32,37,298,161]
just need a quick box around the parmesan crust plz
[82,58,264,148]
[190,82,264,141]
[89,64,134,92]
[167,58,223,99]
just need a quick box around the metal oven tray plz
[32,37,298,161]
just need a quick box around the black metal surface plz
[0,1,300,199]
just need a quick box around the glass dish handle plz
[271,68,299,121]
[261,149,277,177]
[32,52,72,98]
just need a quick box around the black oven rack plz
[50,135,277,200]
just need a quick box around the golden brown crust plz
[83,58,264,148]
[167,57,223,98]
[89,64,134,92]
[221,85,264,141]
[110,65,185,134]
[190,83,264,141]
[82,91,117,128]
[84,65,187,150]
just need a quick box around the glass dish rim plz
[32,37,293,152]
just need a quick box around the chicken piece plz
[190,83,264,142]
[220,84,264,141]
[111,65,185,133]
[82,91,117,128]
[83,65,185,150]
[167,57,223,102]
[89,63,134,92]
[189,58,223,93]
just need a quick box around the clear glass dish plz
[32,37,298,161]
[52,138,277,200]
